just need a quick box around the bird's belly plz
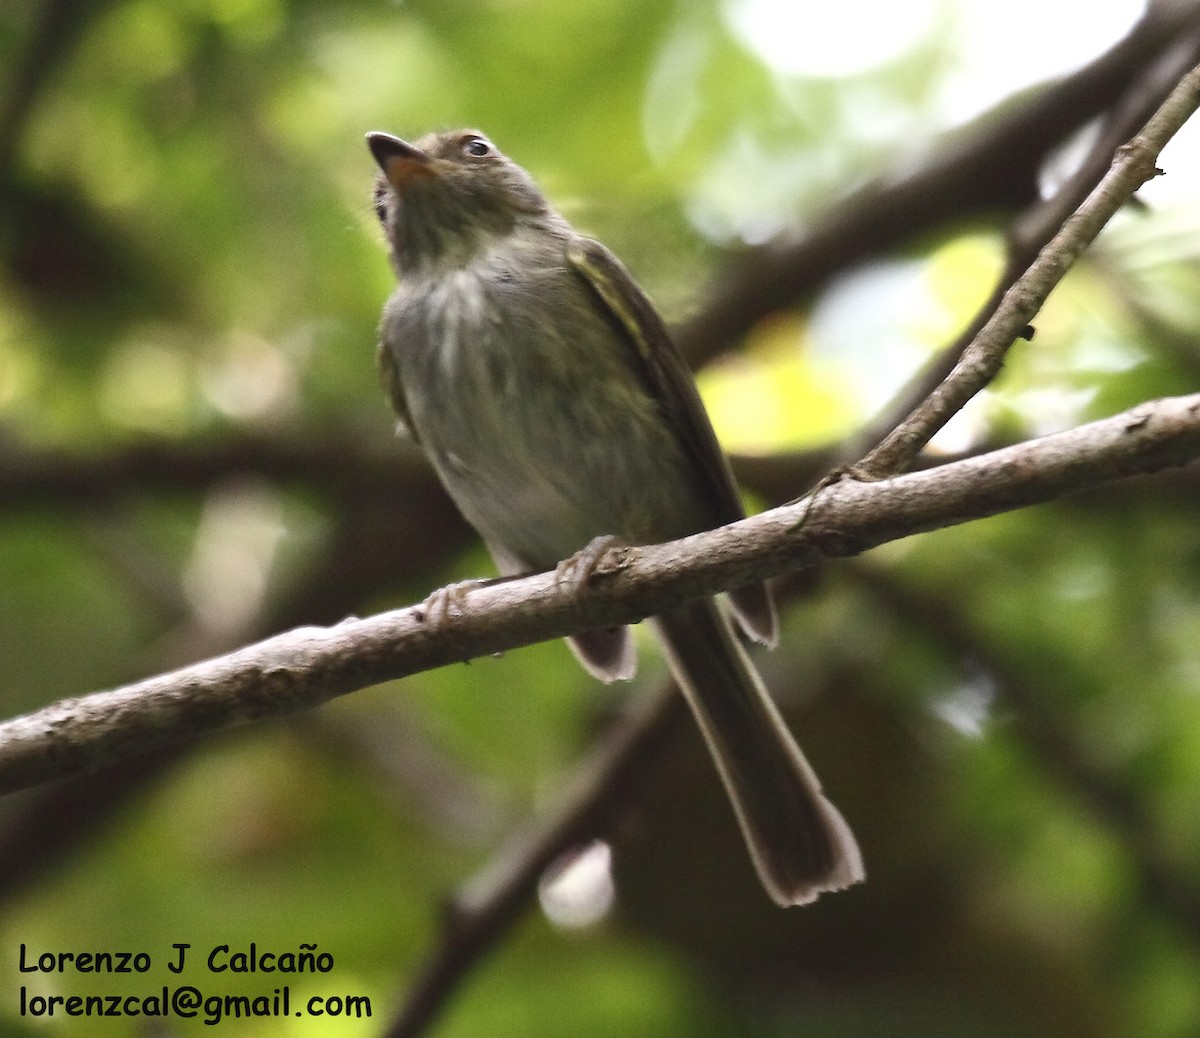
[390,266,713,573]
[425,381,702,572]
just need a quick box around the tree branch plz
[0,433,428,507]
[856,59,1200,476]
[848,21,1200,461]
[383,681,687,1038]
[2,391,1199,796]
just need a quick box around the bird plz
[366,127,863,906]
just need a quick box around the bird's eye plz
[463,137,492,158]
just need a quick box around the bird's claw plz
[554,535,625,591]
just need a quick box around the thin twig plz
[846,27,1200,462]
[855,62,1200,478]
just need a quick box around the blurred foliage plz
[3,0,1200,1036]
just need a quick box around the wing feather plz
[566,236,777,646]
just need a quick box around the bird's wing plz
[376,337,422,446]
[566,235,776,646]
[566,235,743,524]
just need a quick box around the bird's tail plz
[651,598,864,906]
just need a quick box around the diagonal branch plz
[2,391,1199,796]
[855,60,1200,477]
[849,22,1200,462]
[384,681,687,1038]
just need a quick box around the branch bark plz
[2,392,1199,796]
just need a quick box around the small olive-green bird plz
[367,128,863,906]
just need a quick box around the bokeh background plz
[4,0,1200,1035]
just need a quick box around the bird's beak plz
[366,132,434,190]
